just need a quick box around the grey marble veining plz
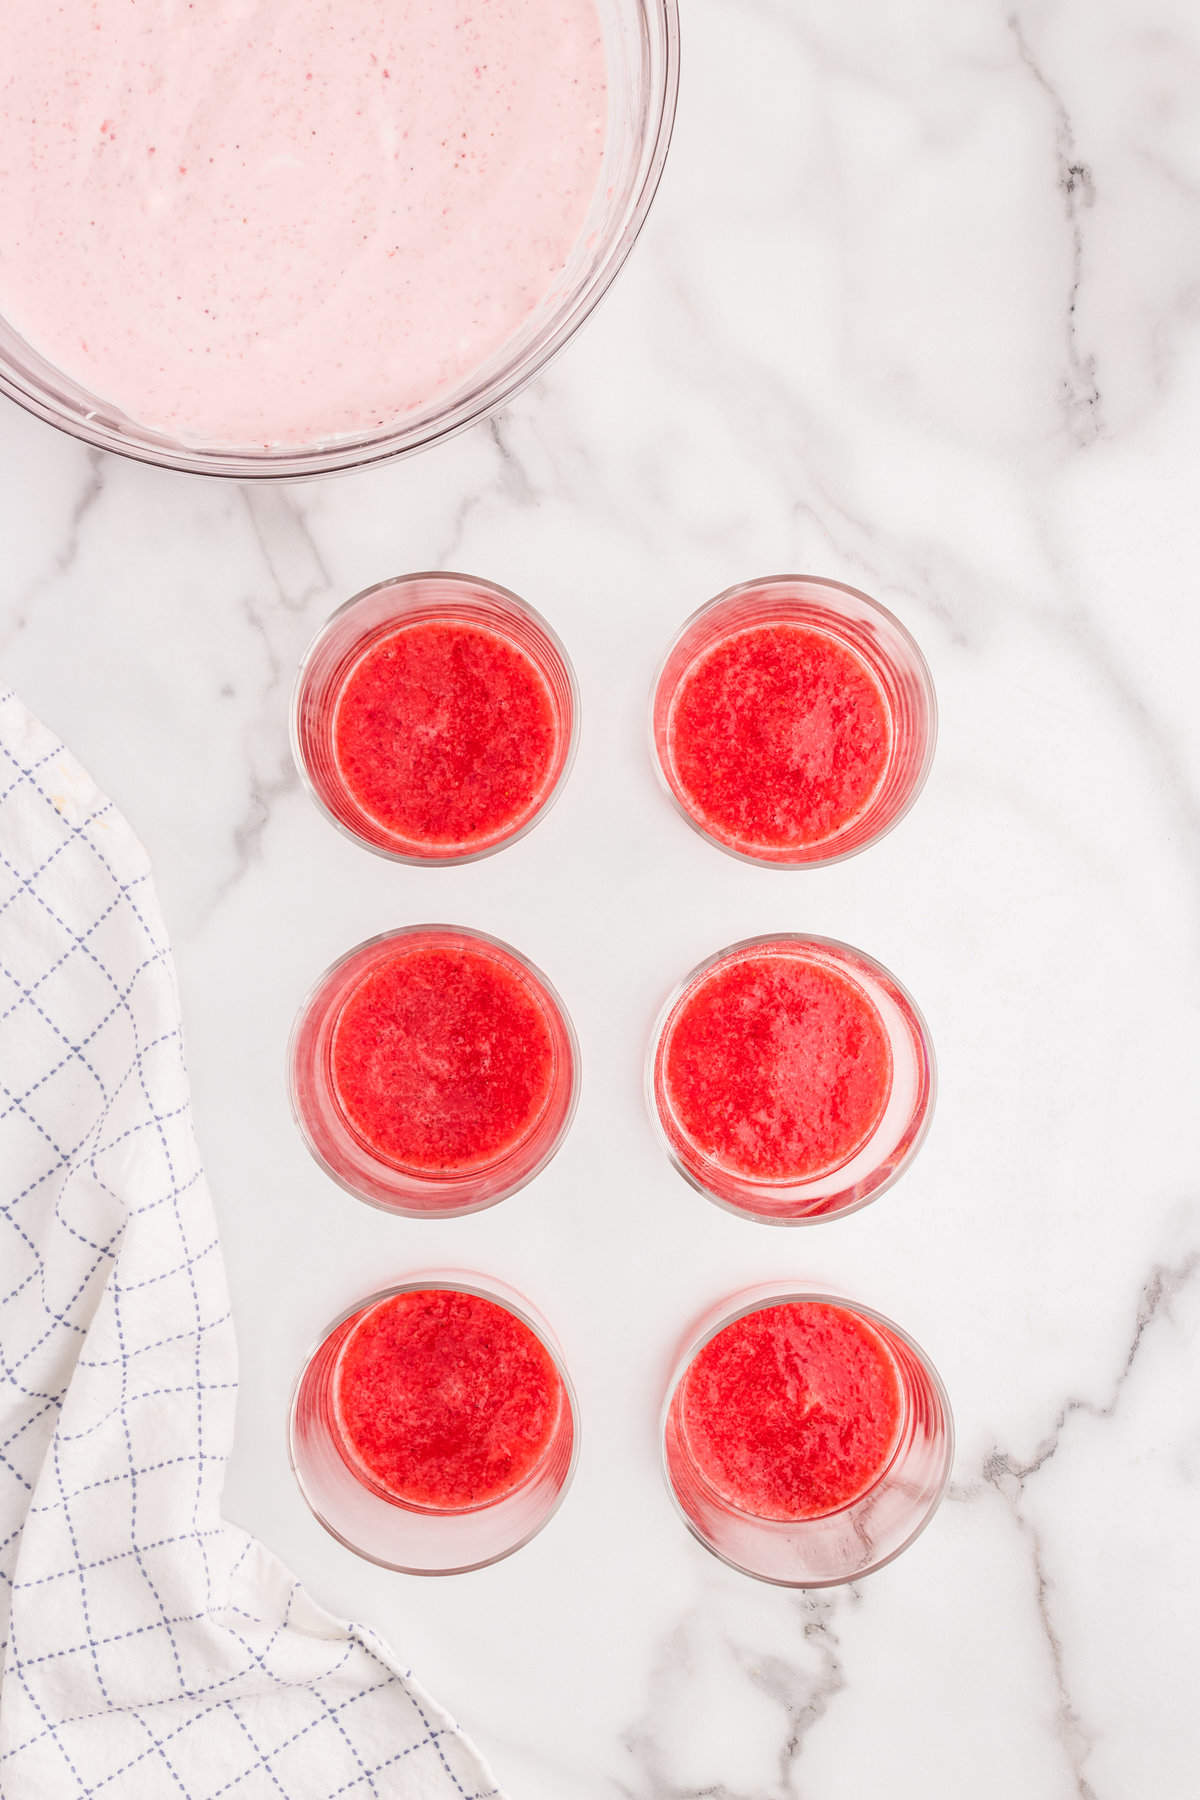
[2,1,1199,1795]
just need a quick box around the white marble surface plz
[3,0,1200,1793]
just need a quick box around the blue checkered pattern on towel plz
[0,691,500,1800]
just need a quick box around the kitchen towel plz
[0,689,501,1799]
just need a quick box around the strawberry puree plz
[677,1301,903,1521]
[0,0,607,445]
[330,935,557,1175]
[333,1289,565,1510]
[665,624,891,855]
[332,619,562,855]
[659,943,893,1183]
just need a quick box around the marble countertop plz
[3,0,1199,1793]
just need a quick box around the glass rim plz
[0,0,680,481]
[645,932,937,1226]
[648,572,938,870]
[289,1272,581,1574]
[288,923,582,1218]
[660,1284,955,1588]
[290,570,581,866]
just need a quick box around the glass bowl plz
[0,0,679,479]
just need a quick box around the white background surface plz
[3,1,1200,1794]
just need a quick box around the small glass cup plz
[662,1286,953,1586]
[290,926,579,1217]
[650,575,937,867]
[291,1275,579,1574]
[647,934,934,1224]
[292,572,579,864]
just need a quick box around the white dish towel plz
[0,690,502,1800]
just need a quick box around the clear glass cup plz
[650,575,937,867]
[292,572,578,864]
[291,1275,579,1573]
[0,0,679,479]
[647,934,935,1224]
[290,926,579,1216]
[662,1286,953,1586]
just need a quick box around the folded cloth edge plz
[0,688,504,1800]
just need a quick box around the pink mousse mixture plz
[0,0,607,445]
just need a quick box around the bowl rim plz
[0,0,681,481]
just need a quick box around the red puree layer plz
[332,619,560,852]
[679,1302,903,1520]
[331,939,555,1173]
[667,623,891,852]
[662,948,892,1181]
[333,1290,564,1510]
